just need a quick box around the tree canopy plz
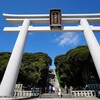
[54,46,99,89]
[0,52,52,89]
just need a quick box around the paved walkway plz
[36,98,99,100]
[0,97,99,100]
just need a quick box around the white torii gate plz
[0,13,100,97]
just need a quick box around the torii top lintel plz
[3,13,100,24]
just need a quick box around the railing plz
[14,91,33,97]
[15,84,23,91]
[14,84,41,97]
[71,90,96,97]
[85,84,100,90]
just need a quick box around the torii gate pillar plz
[80,18,100,78]
[0,19,30,96]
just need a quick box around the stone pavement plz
[49,69,60,92]
[0,97,99,100]
[35,98,99,100]
[17,97,100,100]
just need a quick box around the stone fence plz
[14,84,33,97]
[14,91,33,97]
[85,84,100,90]
[71,90,96,97]
[15,84,23,91]
[14,84,98,98]
[14,84,41,97]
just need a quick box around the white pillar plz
[0,19,30,96]
[80,18,100,79]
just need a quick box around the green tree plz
[18,52,52,88]
[0,52,52,89]
[0,52,10,82]
[54,46,99,89]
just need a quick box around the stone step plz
[40,93,72,98]
[62,94,72,98]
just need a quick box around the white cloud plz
[55,32,79,46]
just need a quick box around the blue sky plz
[0,0,100,69]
